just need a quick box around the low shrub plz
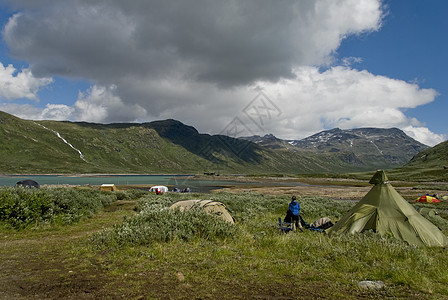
[134,193,175,212]
[208,192,353,224]
[90,192,353,249]
[90,201,236,249]
[115,189,148,201]
[0,188,53,228]
[0,187,120,229]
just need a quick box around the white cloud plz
[0,103,71,121]
[41,104,73,120]
[1,0,445,146]
[72,85,147,123]
[248,67,439,141]
[0,62,53,100]
[1,85,147,124]
[403,126,446,147]
[1,65,443,146]
[0,103,44,119]
[341,57,364,67]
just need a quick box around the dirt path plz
[0,201,136,300]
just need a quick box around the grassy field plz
[1,186,448,299]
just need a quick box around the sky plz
[0,0,446,146]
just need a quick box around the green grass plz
[84,192,448,298]
[2,189,448,298]
[413,185,448,191]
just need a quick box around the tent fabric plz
[416,195,440,203]
[100,184,117,191]
[328,170,448,247]
[368,170,389,184]
[418,208,446,226]
[15,180,40,188]
[169,199,235,224]
[418,207,438,218]
[149,186,168,193]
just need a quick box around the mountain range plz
[241,127,427,166]
[0,110,442,175]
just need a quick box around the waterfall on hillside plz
[33,122,88,163]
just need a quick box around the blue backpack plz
[289,201,300,216]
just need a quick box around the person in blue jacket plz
[284,195,305,229]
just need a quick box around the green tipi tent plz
[328,170,448,247]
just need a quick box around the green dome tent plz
[328,170,448,247]
[169,200,235,224]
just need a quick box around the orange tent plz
[416,195,440,203]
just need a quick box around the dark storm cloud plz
[3,0,359,87]
[9,1,442,145]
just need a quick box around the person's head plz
[291,195,296,202]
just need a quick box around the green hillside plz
[0,112,208,174]
[0,112,88,173]
[391,140,448,181]
[0,111,437,175]
[0,112,304,174]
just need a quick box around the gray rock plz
[357,280,385,290]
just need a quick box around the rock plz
[176,271,185,282]
[357,280,385,290]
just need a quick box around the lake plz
[0,174,250,193]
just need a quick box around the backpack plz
[310,217,334,230]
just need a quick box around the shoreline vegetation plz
[1,173,448,298]
[1,173,447,200]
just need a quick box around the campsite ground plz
[1,177,448,299]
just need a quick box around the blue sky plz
[0,0,446,146]
[337,0,447,138]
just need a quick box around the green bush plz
[134,193,174,212]
[0,187,119,229]
[90,192,354,249]
[208,192,352,224]
[115,189,148,201]
[51,188,117,221]
[91,202,236,249]
[0,188,53,228]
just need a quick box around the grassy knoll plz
[1,188,448,299]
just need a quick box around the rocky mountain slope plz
[242,127,428,169]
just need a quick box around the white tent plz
[149,185,168,193]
